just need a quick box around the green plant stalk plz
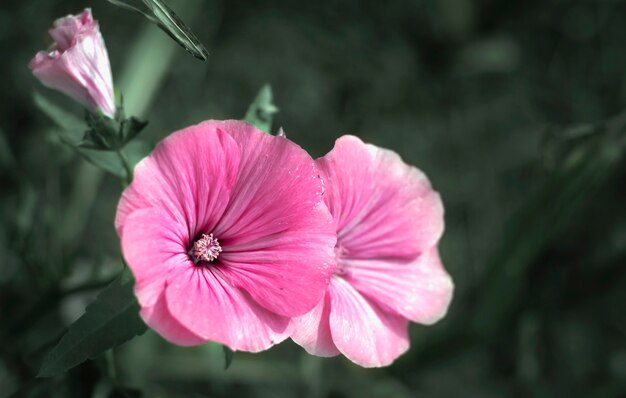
[116,149,133,186]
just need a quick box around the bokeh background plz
[2,0,626,397]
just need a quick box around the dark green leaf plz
[223,345,234,370]
[243,84,278,133]
[106,0,149,19]
[107,0,208,61]
[80,112,121,150]
[37,275,147,377]
[120,116,149,144]
[143,0,209,60]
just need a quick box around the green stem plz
[117,149,133,185]
[104,349,118,381]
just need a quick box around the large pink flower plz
[29,9,115,117]
[116,120,336,352]
[291,135,453,367]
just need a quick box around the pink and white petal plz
[63,29,115,116]
[120,208,190,308]
[328,277,410,368]
[49,9,94,51]
[290,293,339,357]
[342,248,454,325]
[165,266,292,353]
[217,216,335,318]
[140,291,206,346]
[208,120,335,317]
[317,135,444,260]
[31,52,97,113]
[115,122,240,239]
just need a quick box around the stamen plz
[190,233,222,264]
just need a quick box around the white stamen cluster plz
[191,233,222,263]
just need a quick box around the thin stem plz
[104,349,118,381]
[117,149,133,185]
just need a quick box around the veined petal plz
[211,120,336,317]
[140,291,205,346]
[342,248,454,325]
[328,277,409,368]
[290,293,339,357]
[165,266,291,352]
[120,208,189,308]
[115,122,240,240]
[317,135,444,260]
[59,27,115,116]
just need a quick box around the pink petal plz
[120,209,189,308]
[290,293,339,357]
[49,9,95,51]
[140,291,205,346]
[209,121,336,317]
[342,248,453,325]
[30,51,95,111]
[165,265,292,352]
[115,122,240,240]
[59,29,115,116]
[328,277,410,367]
[30,8,115,117]
[317,135,444,260]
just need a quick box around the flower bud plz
[29,9,115,118]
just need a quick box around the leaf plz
[143,0,209,61]
[33,92,84,132]
[37,274,147,377]
[223,345,234,370]
[244,84,279,133]
[80,112,147,151]
[33,92,83,143]
[107,0,208,61]
[120,116,149,144]
[80,112,121,150]
[34,93,151,178]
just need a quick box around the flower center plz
[190,233,222,264]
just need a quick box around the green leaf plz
[143,0,209,61]
[37,274,147,377]
[223,345,234,370]
[107,0,208,61]
[34,93,151,178]
[120,116,149,144]
[244,84,279,133]
[80,112,121,150]
[80,111,148,151]
[34,92,84,143]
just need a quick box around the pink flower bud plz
[29,9,115,118]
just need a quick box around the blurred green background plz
[1,0,626,397]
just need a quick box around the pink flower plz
[29,9,115,117]
[115,120,336,352]
[291,135,453,367]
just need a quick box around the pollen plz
[190,233,222,264]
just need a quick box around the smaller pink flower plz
[29,9,115,117]
[291,135,454,367]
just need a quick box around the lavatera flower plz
[291,135,454,367]
[116,120,336,352]
[29,8,115,117]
